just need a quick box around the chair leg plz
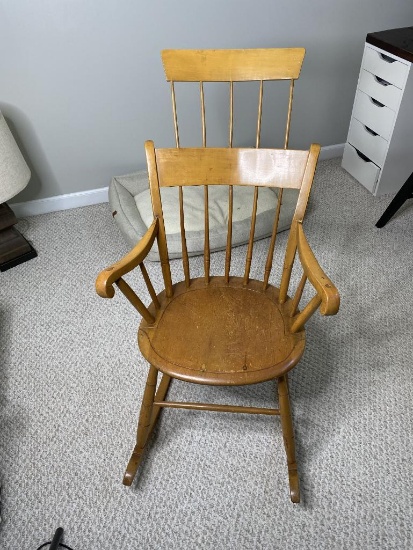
[123,366,171,486]
[375,170,413,227]
[277,374,300,503]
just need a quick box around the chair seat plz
[138,276,306,385]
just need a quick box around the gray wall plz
[1,0,413,203]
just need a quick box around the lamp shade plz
[0,111,31,204]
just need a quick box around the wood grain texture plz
[152,401,280,416]
[95,218,158,299]
[296,222,340,316]
[116,278,155,324]
[243,186,259,285]
[153,145,310,189]
[256,80,264,148]
[203,185,210,283]
[123,364,159,486]
[229,81,234,147]
[171,82,180,147]
[224,185,233,282]
[138,276,305,386]
[263,188,283,289]
[94,45,342,501]
[140,262,160,309]
[284,80,295,148]
[161,48,306,81]
[278,374,300,503]
[145,140,173,297]
[178,186,190,286]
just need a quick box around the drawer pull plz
[370,97,385,107]
[374,75,391,86]
[354,148,371,162]
[364,125,378,136]
[379,53,396,63]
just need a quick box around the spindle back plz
[145,141,320,297]
[161,48,305,149]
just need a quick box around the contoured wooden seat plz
[96,142,340,503]
[139,276,304,386]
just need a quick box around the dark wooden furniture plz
[0,203,37,272]
[96,141,340,503]
[366,26,413,64]
[376,169,413,227]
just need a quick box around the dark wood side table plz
[376,170,413,227]
[0,203,37,271]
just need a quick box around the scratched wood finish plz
[96,142,340,502]
[278,374,300,503]
[94,48,340,502]
[152,145,311,189]
[138,276,305,386]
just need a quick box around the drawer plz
[347,117,388,167]
[342,143,380,194]
[362,46,409,89]
[358,69,402,111]
[352,90,395,140]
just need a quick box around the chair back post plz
[284,79,295,149]
[279,143,321,303]
[144,140,173,298]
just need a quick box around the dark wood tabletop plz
[366,26,413,63]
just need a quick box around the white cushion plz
[109,170,297,261]
[135,185,278,233]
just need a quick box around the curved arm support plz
[95,218,159,299]
[296,222,340,316]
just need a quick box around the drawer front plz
[347,118,388,167]
[358,69,402,111]
[342,143,380,194]
[352,90,395,140]
[362,46,409,89]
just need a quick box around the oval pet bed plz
[109,170,297,261]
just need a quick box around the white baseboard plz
[11,143,344,217]
[11,187,109,218]
[319,143,344,160]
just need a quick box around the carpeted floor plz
[0,158,412,549]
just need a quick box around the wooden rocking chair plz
[96,140,340,503]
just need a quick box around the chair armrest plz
[296,222,340,316]
[96,218,159,299]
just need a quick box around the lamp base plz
[0,203,37,272]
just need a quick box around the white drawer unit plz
[352,89,395,140]
[347,118,388,167]
[362,46,409,88]
[357,69,402,112]
[342,27,413,196]
[342,143,380,194]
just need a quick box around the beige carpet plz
[0,158,412,549]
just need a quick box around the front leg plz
[123,365,159,486]
[277,374,300,503]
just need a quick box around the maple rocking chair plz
[96,139,340,503]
